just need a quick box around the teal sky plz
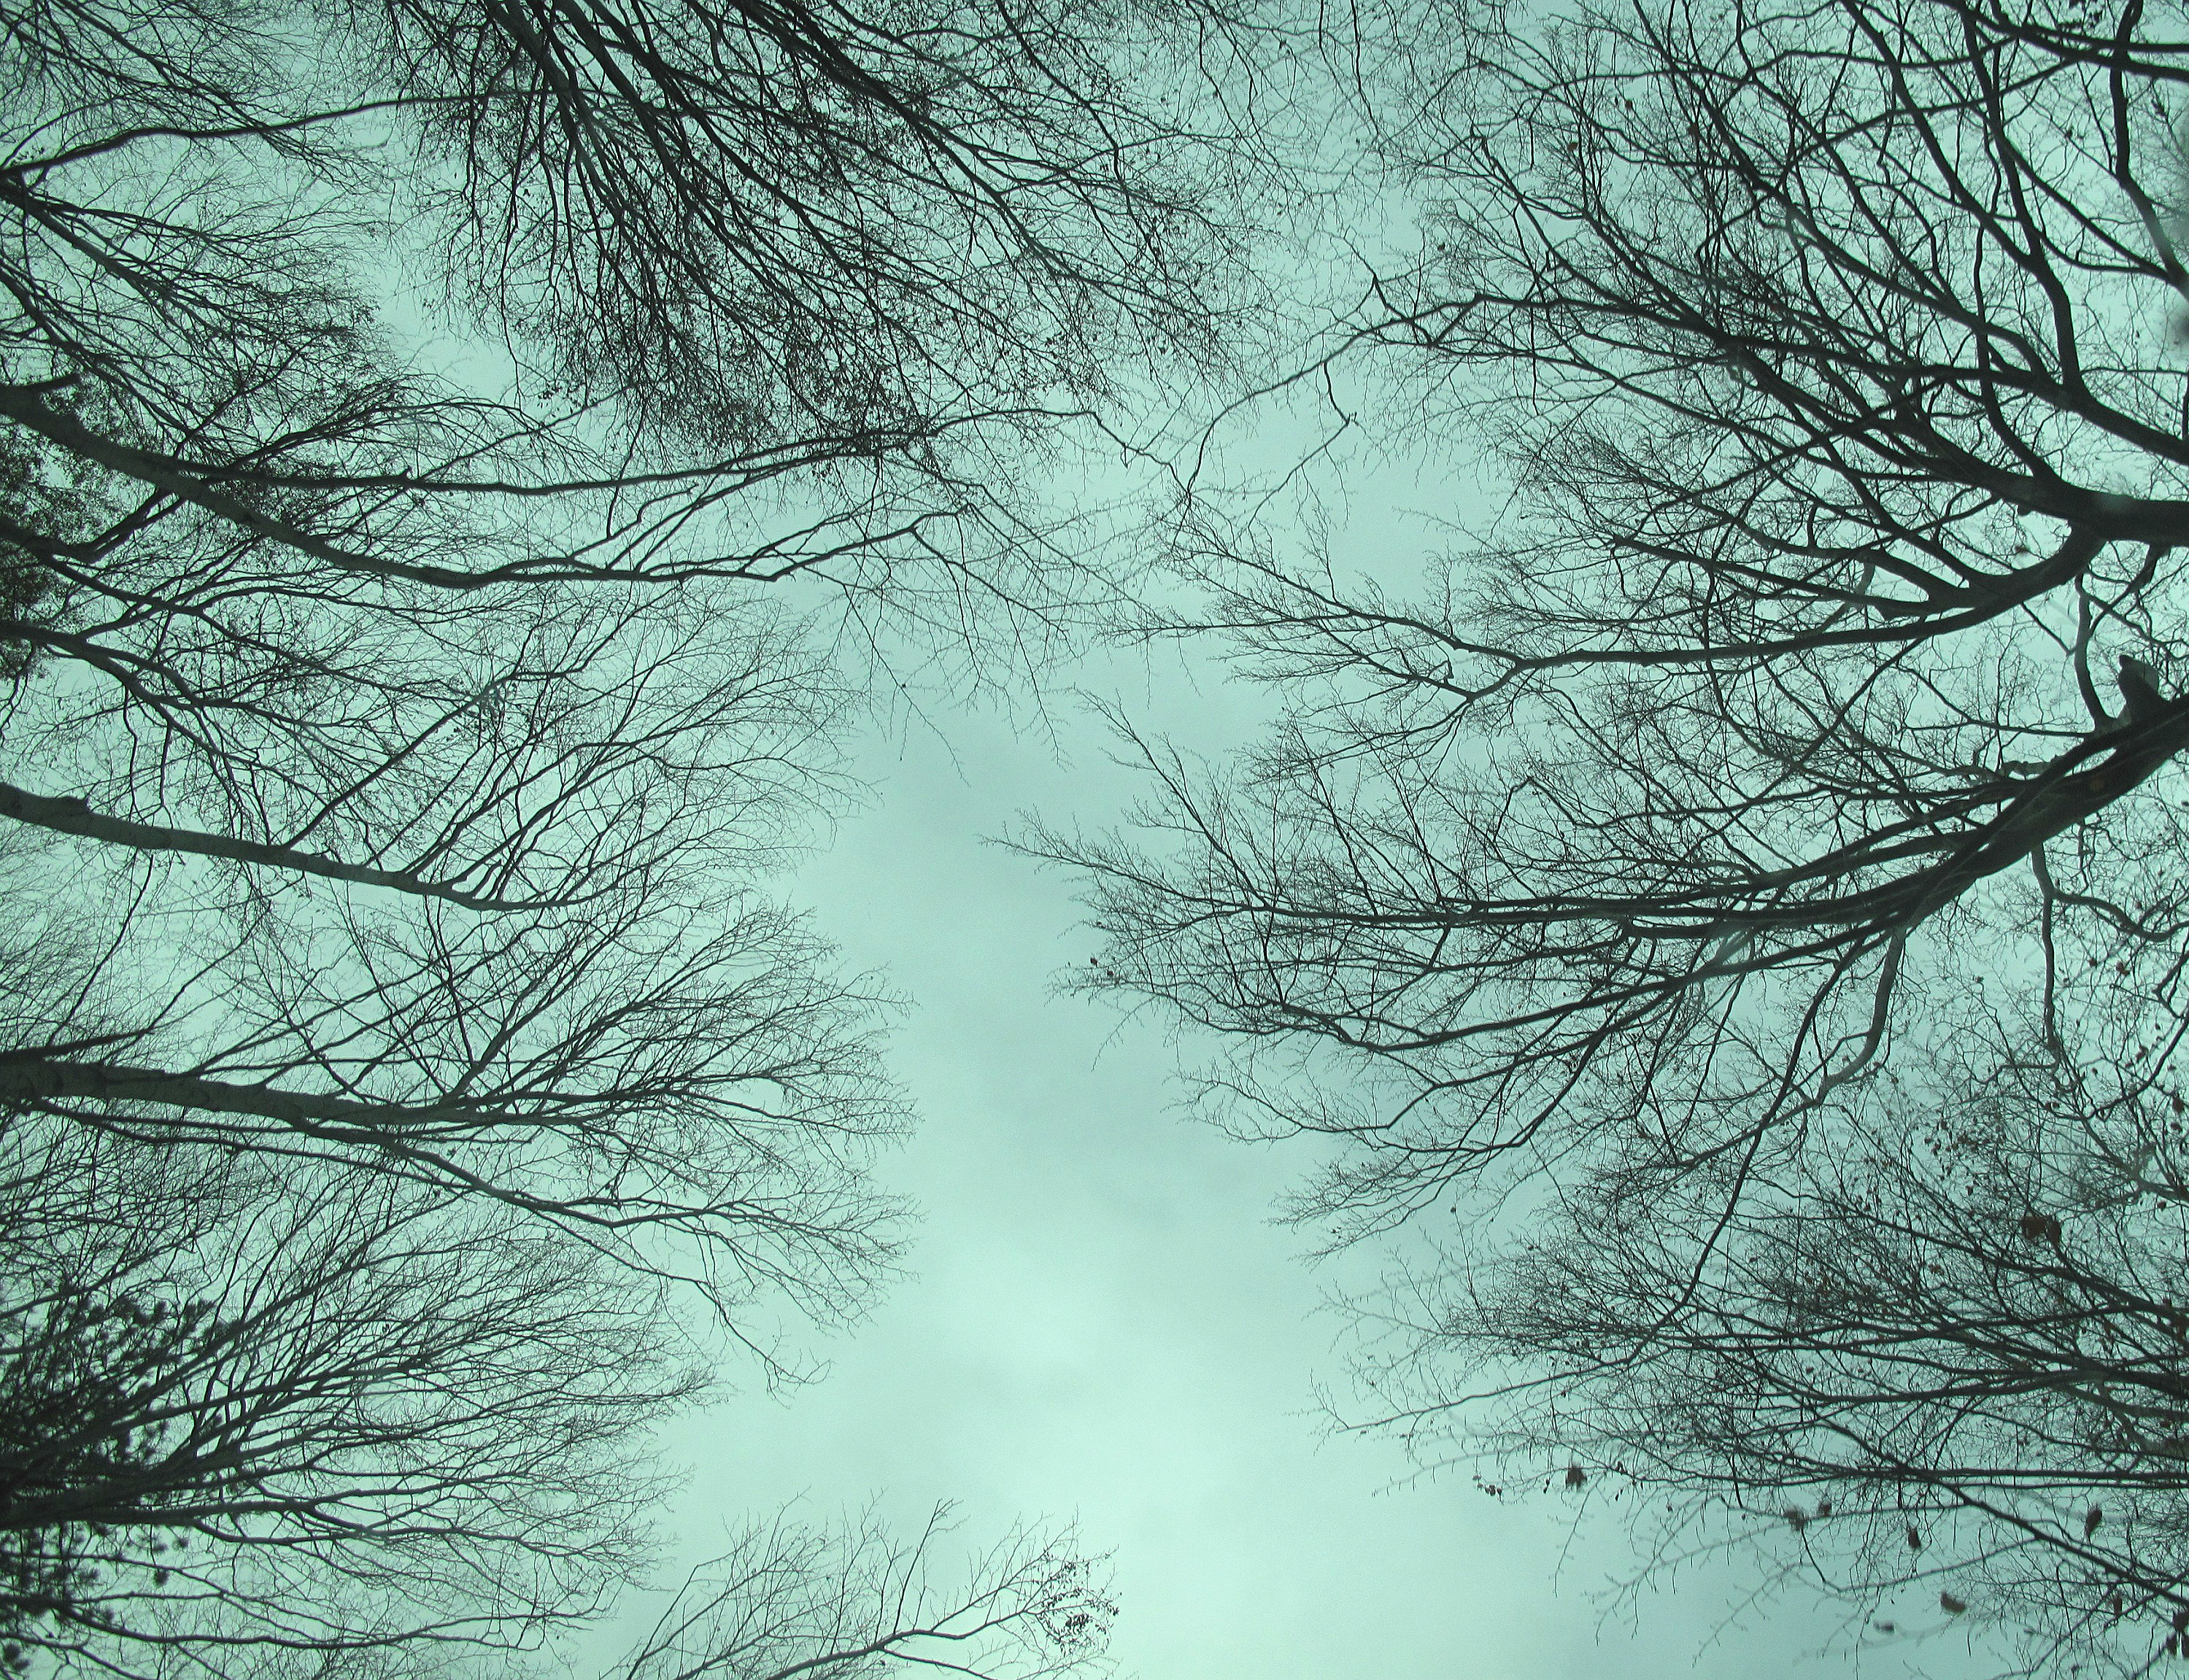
[600,656,2008,1680]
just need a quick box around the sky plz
[594,657,2009,1680]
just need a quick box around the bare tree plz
[1333,988,2189,1674]
[1039,0,2189,1224]
[0,0,1317,1663]
[0,0,1304,667]
[2,1104,1131,1680]
[1023,0,2189,1669]
[0,817,914,1330]
[1,1118,701,1679]
[619,1506,1116,1680]
[0,0,1310,1298]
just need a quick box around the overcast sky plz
[594,638,2009,1680]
